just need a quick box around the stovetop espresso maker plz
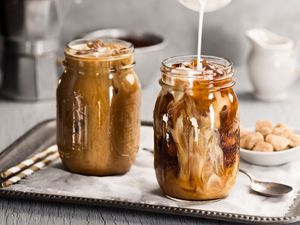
[0,0,62,101]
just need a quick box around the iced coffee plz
[57,38,141,176]
[153,55,239,200]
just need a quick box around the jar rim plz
[65,38,134,60]
[161,55,233,80]
[160,55,235,90]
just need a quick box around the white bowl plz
[240,128,300,166]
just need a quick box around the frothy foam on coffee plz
[67,39,132,57]
[170,59,225,79]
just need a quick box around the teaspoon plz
[239,169,293,197]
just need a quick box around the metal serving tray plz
[0,119,299,224]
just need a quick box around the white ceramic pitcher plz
[246,28,300,101]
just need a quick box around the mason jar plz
[57,38,141,176]
[153,55,240,200]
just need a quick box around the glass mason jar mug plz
[57,38,141,176]
[153,55,240,200]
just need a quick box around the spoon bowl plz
[240,169,293,197]
[251,181,293,197]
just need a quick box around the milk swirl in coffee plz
[153,1,239,201]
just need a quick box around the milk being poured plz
[196,0,206,70]
[178,0,232,70]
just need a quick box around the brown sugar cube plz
[240,136,248,149]
[259,127,272,137]
[240,128,250,138]
[272,127,293,139]
[253,141,274,152]
[265,134,290,151]
[288,133,300,148]
[275,123,288,129]
[255,120,273,136]
[240,132,264,150]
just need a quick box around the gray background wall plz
[61,0,300,66]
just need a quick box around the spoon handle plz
[239,168,255,181]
